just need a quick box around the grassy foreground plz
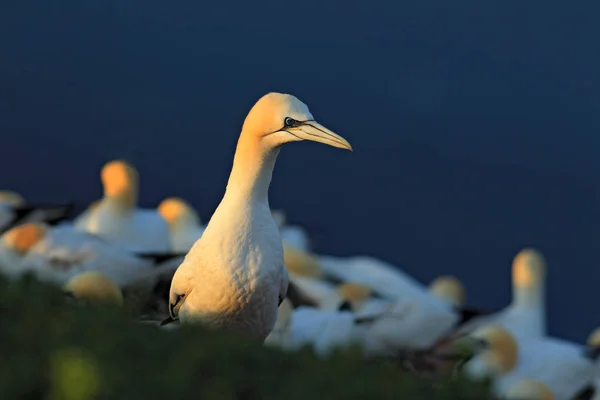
[0,274,495,399]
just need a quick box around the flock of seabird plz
[0,92,598,400]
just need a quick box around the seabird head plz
[241,92,352,151]
[0,191,25,207]
[158,197,201,229]
[583,327,600,361]
[64,271,123,306]
[334,282,373,312]
[428,275,466,306]
[587,327,600,348]
[338,282,372,303]
[100,160,139,206]
[513,248,546,288]
[1,222,47,255]
[504,379,555,400]
[460,325,519,379]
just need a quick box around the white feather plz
[18,225,177,286]
[496,337,599,399]
[79,203,171,253]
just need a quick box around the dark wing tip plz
[135,252,187,264]
[455,305,491,325]
[338,300,352,312]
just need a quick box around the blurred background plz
[1,1,599,342]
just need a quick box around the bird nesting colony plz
[0,93,593,400]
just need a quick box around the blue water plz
[2,0,600,342]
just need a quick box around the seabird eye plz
[284,117,296,127]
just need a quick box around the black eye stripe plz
[263,119,315,137]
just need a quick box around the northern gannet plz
[64,271,124,306]
[0,190,74,234]
[317,255,474,353]
[0,223,183,286]
[455,248,547,340]
[459,325,519,385]
[74,160,171,253]
[158,197,205,252]
[164,92,352,341]
[459,325,600,399]
[505,379,555,400]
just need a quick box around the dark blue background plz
[2,1,599,342]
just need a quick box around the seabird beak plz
[292,120,353,151]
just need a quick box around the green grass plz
[0,274,495,399]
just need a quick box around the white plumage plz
[456,248,547,341]
[166,92,352,341]
[0,223,181,287]
[287,306,361,356]
[75,160,171,253]
[157,197,205,252]
[498,336,599,399]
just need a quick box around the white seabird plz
[0,222,183,287]
[74,160,171,253]
[455,248,547,340]
[163,92,352,341]
[317,255,474,354]
[157,197,205,252]
[459,325,600,400]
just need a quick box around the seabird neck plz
[102,195,135,213]
[512,282,544,309]
[225,134,279,205]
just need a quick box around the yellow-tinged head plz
[513,248,546,288]
[283,244,323,278]
[428,275,466,306]
[240,92,352,151]
[158,197,201,227]
[463,325,519,378]
[337,282,373,303]
[587,326,600,347]
[100,160,138,205]
[2,222,47,254]
[505,379,554,400]
[0,191,25,207]
[64,271,123,306]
